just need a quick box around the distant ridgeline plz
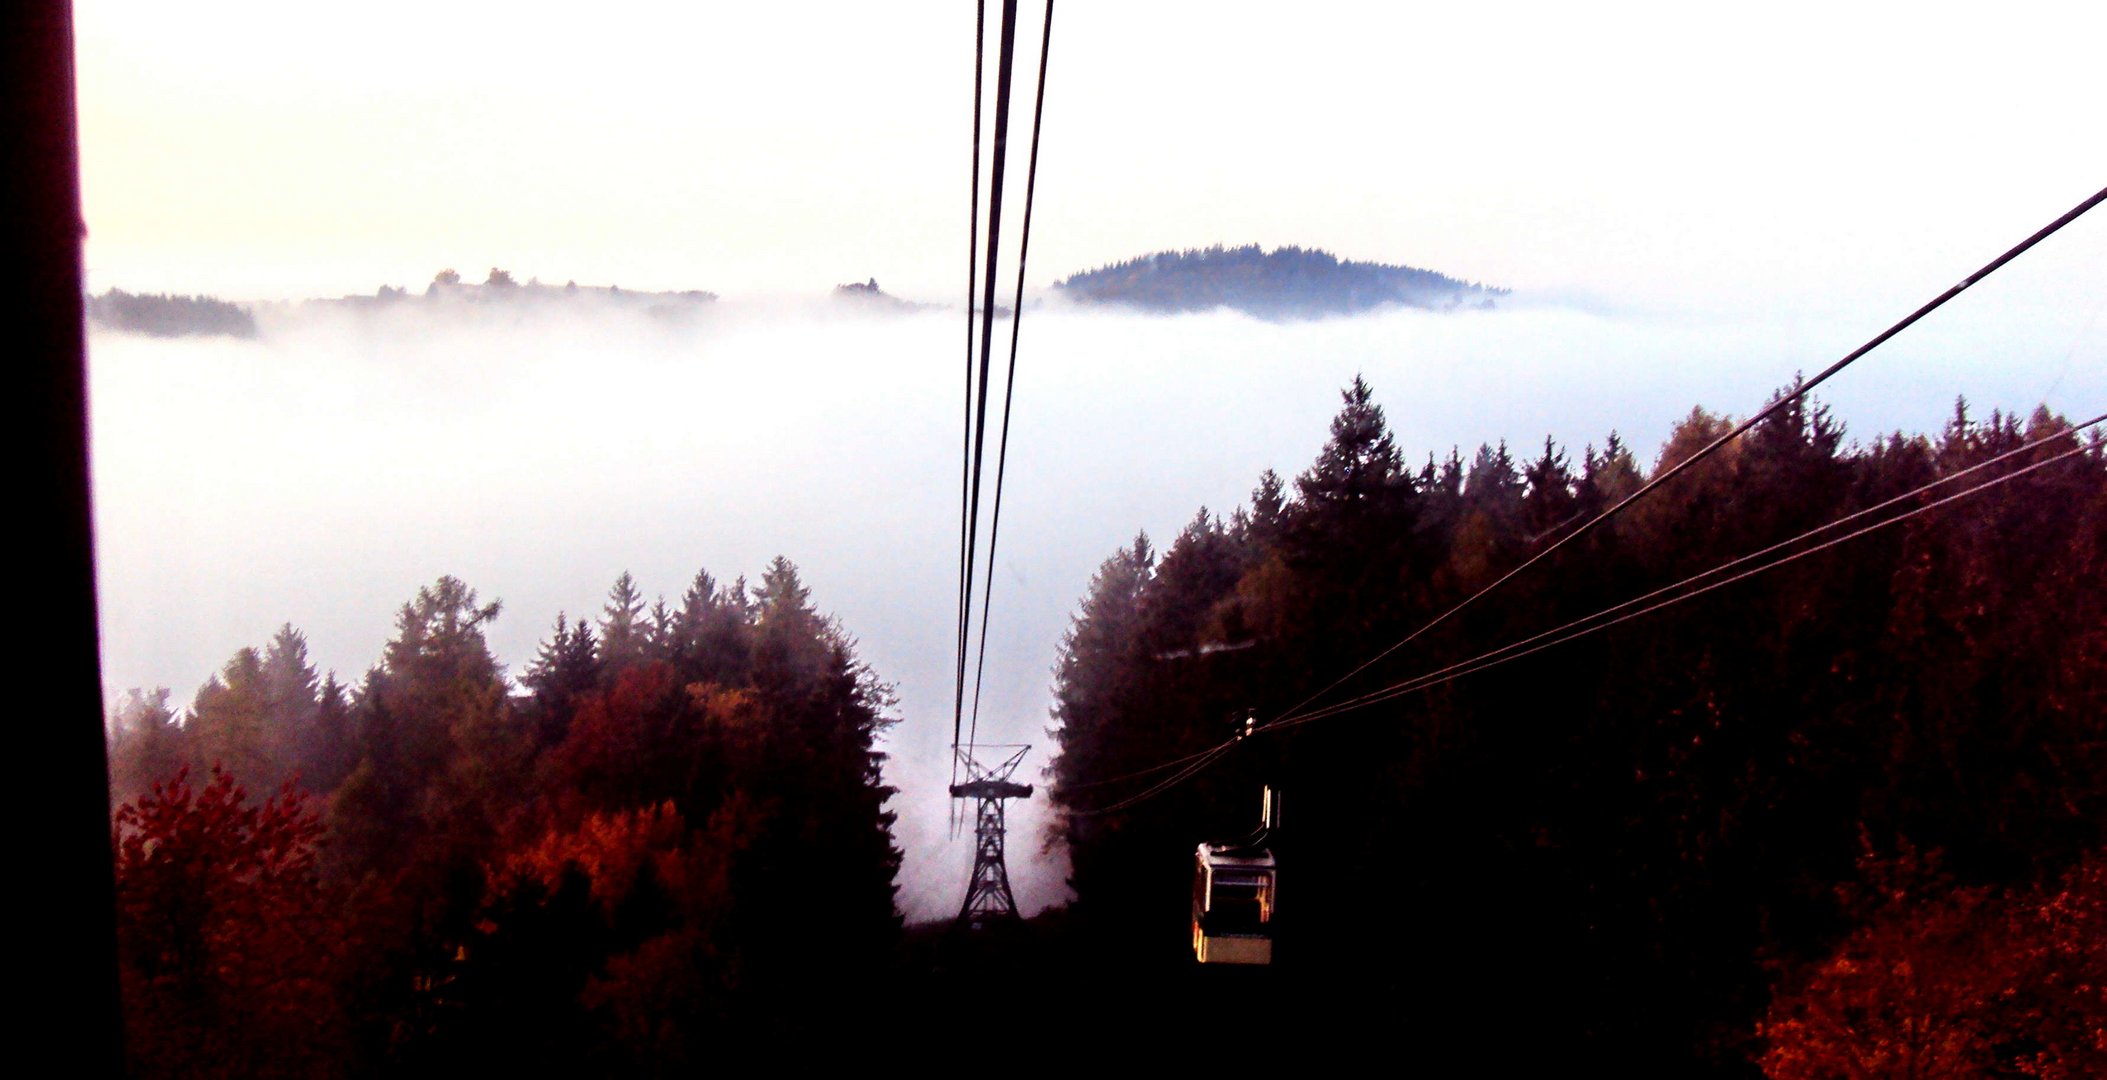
[315,268,719,323]
[833,277,929,312]
[87,288,257,338]
[1056,244,1507,318]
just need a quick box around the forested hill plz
[88,288,257,338]
[1055,245,1506,318]
[1046,380,2107,1072]
[833,277,931,312]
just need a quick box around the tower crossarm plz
[948,779,1033,800]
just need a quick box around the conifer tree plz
[673,569,717,652]
[1048,534,1155,813]
[1146,509,1243,651]
[1278,378,1423,656]
[1294,375,1407,514]
[190,648,272,789]
[672,568,753,685]
[523,613,601,749]
[1580,431,1641,513]
[108,687,184,804]
[750,558,845,733]
[333,576,511,881]
[648,598,678,663]
[1521,436,1576,538]
[301,675,356,795]
[596,572,651,678]
[1434,446,1465,499]
[1464,440,1524,514]
[1247,469,1288,544]
[260,624,322,787]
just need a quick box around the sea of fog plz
[87,291,2104,920]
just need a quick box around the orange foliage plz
[479,792,770,1072]
[1759,850,2107,1078]
[685,681,758,732]
[555,663,683,784]
[495,800,689,918]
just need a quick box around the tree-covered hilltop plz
[87,288,257,338]
[832,277,930,313]
[313,267,720,315]
[1056,244,1507,318]
[105,561,901,1074]
[1046,379,2107,1073]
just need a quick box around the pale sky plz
[76,1,2107,310]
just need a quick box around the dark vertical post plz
[5,5,124,1072]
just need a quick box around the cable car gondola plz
[1192,786,1279,965]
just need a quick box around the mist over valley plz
[89,283,2102,920]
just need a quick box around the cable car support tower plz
[951,744,1031,929]
[945,0,1053,934]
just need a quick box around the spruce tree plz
[596,572,651,678]
[1580,431,1641,513]
[1244,469,1288,550]
[672,568,752,685]
[190,648,272,789]
[301,674,356,795]
[334,576,511,882]
[260,624,322,788]
[1521,436,1576,538]
[1464,440,1524,514]
[1048,533,1155,810]
[523,613,601,749]
[108,687,184,804]
[1294,374,1407,514]
[751,557,829,688]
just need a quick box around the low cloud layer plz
[89,291,2104,918]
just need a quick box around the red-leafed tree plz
[113,765,346,1079]
[1759,846,2107,1078]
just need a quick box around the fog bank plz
[89,291,2105,918]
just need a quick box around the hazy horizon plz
[76,3,2107,308]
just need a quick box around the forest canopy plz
[88,288,257,338]
[1056,244,1507,319]
[1044,378,2107,1073]
[97,376,2107,1074]
[105,561,900,1075]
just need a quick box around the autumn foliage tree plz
[113,766,345,1079]
[1760,846,2107,1078]
[105,558,904,1073]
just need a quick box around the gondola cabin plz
[1192,841,1276,965]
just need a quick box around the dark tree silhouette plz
[1046,379,2107,1071]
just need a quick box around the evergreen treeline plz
[105,560,900,1076]
[315,269,719,313]
[832,277,927,312]
[415,267,717,305]
[88,288,257,338]
[1056,244,1506,318]
[1045,378,2107,1073]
